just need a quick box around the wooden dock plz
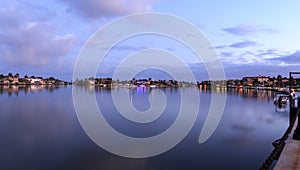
[274,119,300,170]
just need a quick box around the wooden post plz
[293,99,300,140]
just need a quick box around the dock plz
[274,119,300,170]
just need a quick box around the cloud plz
[255,49,291,59]
[188,61,290,80]
[214,41,258,49]
[106,45,147,51]
[223,25,278,36]
[257,49,278,56]
[0,3,76,67]
[219,50,300,79]
[267,50,300,65]
[216,49,287,66]
[229,41,258,48]
[214,45,227,49]
[100,45,175,52]
[219,52,233,57]
[219,52,252,64]
[61,0,154,19]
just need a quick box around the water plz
[0,86,289,170]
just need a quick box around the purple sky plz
[1,0,300,81]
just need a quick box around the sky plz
[1,0,300,81]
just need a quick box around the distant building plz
[242,77,254,86]
[256,76,270,84]
[242,76,270,87]
[96,78,112,86]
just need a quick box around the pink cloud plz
[61,0,154,19]
[0,6,76,67]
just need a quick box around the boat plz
[129,84,136,89]
[273,94,289,105]
[98,84,106,87]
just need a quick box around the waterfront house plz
[88,80,95,85]
[0,78,9,85]
[256,76,270,85]
[242,77,254,86]
[96,78,112,86]
[28,78,45,85]
[242,76,270,87]
[226,79,243,88]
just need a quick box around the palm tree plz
[253,78,259,87]
[14,73,19,78]
[277,75,282,87]
[277,75,282,80]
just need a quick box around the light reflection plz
[0,85,67,96]
[201,87,276,101]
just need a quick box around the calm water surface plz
[0,86,288,170]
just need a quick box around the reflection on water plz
[0,85,68,96]
[0,86,289,170]
[200,87,276,101]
